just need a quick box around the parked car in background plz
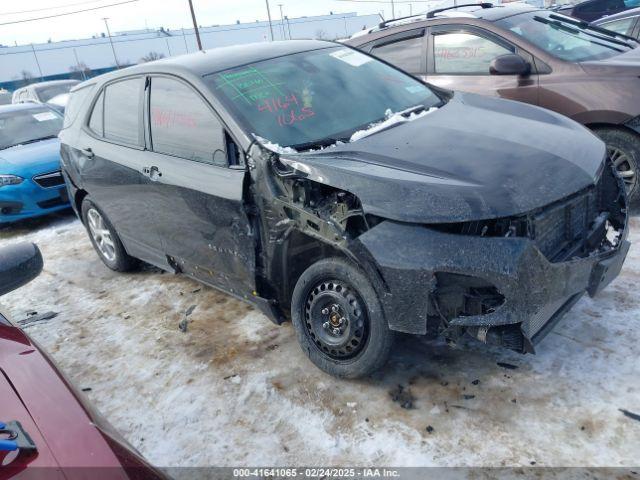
[0,89,11,105]
[59,41,629,378]
[554,0,640,21]
[11,79,79,106]
[0,243,166,478]
[592,6,640,37]
[0,104,70,224]
[46,92,70,114]
[345,4,640,201]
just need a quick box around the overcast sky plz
[0,0,430,46]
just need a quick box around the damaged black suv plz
[59,40,629,378]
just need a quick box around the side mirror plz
[490,54,531,76]
[0,243,43,297]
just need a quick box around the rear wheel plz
[81,197,138,272]
[291,258,393,378]
[593,127,639,202]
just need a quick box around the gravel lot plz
[1,209,639,467]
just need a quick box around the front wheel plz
[593,127,639,202]
[291,258,393,378]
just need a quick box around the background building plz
[0,12,381,90]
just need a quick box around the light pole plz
[265,0,275,41]
[187,0,203,50]
[102,17,120,68]
[391,0,396,18]
[278,4,286,40]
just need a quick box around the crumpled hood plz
[280,92,605,223]
[0,137,61,174]
[580,46,640,75]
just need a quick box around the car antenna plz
[426,2,494,18]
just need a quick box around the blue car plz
[0,103,70,224]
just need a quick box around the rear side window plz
[103,78,143,145]
[370,34,424,72]
[89,91,104,136]
[149,76,227,166]
[63,85,93,128]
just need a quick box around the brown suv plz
[346,4,640,201]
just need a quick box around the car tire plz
[291,257,394,378]
[81,197,139,272]
[592,127,639,202]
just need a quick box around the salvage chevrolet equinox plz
[59,40,630,378]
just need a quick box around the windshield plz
[0,107,62,150]
[496,10,634,62]
[207,46,442,150]
[34,81,79,102]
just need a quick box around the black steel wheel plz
[291,258,394,378]
[303,280,369,359]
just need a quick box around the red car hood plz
[0,324,162,478]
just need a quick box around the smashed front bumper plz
[357,219,629,351]
[354,164,629,353]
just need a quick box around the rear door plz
[74,76,166,265]
[142,75,255,295]
[424,25,539,106]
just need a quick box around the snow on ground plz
[1,210,639,467]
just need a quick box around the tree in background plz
[69,62,92,81]
[20,70,33,82]
[139,51,166,63]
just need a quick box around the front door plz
[424,26,539,107]
[142,75,255,295]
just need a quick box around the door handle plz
[81,147,95,159]
[142,165,162,181]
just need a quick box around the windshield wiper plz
[0,135,58,151]
[534,16,626,52]
[548,13,636,48]
[289,136,349,152]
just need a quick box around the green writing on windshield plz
[216,67,285,104]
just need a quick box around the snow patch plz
[350,106,437,142]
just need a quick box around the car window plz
[103,78,143,146]
[89,90,104,136]
[433,32,514,74]
[208,46,442,150]
[600,16,636,33]
[577,0,623,12]
[63,86,93,128]
[370,34,423,72]
[34,82,79,103]
[497,11,633,61]
[150,77,227,166]
[0,107,62,150]
[624,0,640,7]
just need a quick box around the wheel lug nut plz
[321,308,329,315]
[323,321,330,329]
[331,305,338,312]
[332,328,340,335]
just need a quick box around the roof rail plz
[377,12,427,30]
[426,2,494,19]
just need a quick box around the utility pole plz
[102,18,120,68]
[391,0,396,18]
[265,0,275,41]
[278,4,286,40]
[182,28,189,53]
[187,0,203,51]
[30,44,44,81]
[73,48,86,80]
